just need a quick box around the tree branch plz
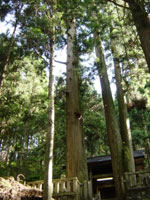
[34,48,49,64]
[104,0,130,9]
[54,60,67,65]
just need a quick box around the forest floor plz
[0,177,43,200]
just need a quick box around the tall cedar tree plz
[66,17,88,187]
[110,28,135,175]
[94,31,125,200]
[43,1,55,200]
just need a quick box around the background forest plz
[0,0,150,185]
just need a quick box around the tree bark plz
[43,36,55,200]
[66,18,88,184]
[127,0,150,71]
[43,1,56,199]
[110,35,135,174]
[94,32,125,200]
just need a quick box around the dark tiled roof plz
[87,149,145,164]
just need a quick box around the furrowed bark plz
[43,1,55,199]
[66,18,88,185]
[94,32,125,200]
[43,36,55,200]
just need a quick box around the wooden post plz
[67,180,71,192]
[54,181,60,193]
[139,173,143,187]
[88,181,93,199]
[73,178,78,192]
[83,180,88,199]
[38,183,43,190]
[61,179,66,192]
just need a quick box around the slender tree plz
[43,34,55,200]
[87,1,125,198]
[110,27,135,174]
[94,32,124,200]
[43,1,56,200]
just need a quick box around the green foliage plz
[0,55,48,179]
[0,0,150,184]
[81,80,109,156]
[129,108,150,150]
[0,0,12,21]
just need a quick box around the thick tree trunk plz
[66,19,88,184]
[94,32,125,200]
[127,0,150,71]
[43,37,55,200]
[110,37,135,174]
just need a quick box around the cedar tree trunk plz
[127,0,150,71]
[43,36,55,200]
[110,36,135,174]
[94,32,125,200]
[66,18,88,184]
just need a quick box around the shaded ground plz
[0,177,43,200]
